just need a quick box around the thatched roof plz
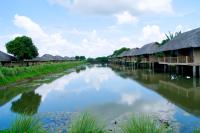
[0,51,16,62]
[117,50,130,57]
[54,55,64,61]
[134,42,159,55]
[157,27,200,52]
[127,48,139,56]
[26,54,72,62]
[35,54,56,61]
[63,56,70,60]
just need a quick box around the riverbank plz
[0,61,86,86]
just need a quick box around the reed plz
[1,115,45,133]
[68,112,107,133]
[120,115,167,133]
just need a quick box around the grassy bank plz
[0,61,85,86]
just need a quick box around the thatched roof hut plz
[117,50,131,57]
[157,27,200,52]
[30,54,72,62]
[54,55,64,61]
[0,51,16,62]
[63,56,70,60]
[127,48,139,56]
[29,54,55,62]
[134,42,159,56]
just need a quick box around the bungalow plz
[133,42,159,63]
[118,50,131,65]
[0,51,16,66]
[156,27,200,77]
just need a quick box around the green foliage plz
[121,115,167,133]
[6,36,38,60]
[95,57,108,63]
[87,58,95,62]
[111,47,130,57]
[3,115,45,133]
[87,57,108,64]
[157,31,182,46]
[68,113,107,133]
[75,56,86,61]
[0,61,85,86]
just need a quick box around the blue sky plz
[0,0,200,57]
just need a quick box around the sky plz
[0,0,200,58]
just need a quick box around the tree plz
[158,31,182,46]
[80,56,86,60]
[75,56,86,61]
[111,47,130,57]
[6,36,38,60]
[95,57,108,63]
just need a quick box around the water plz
[0,64,200,132]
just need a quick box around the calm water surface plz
[0,64,200,132]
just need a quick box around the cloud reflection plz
[35,66,113,101]
[120,92,141,106]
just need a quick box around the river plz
[0,64,200,132]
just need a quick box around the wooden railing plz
[158,56,193,63]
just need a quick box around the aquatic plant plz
[120,115,167,133]
[68,112,107,133]
[2,115,45,133]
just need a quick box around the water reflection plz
[11,91,41,115]
[110,65,200,117]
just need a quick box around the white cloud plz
[140,25,165,44]
[137,0,173,13]
[47,0,174,15]
[47,0,72,8]
[115,11,138,25]
[12,14,116,57]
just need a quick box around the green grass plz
[68,112,107,133]
[121,115,167,133]
[0,61,85,86]
[2,112,199,133]
[1,115,46,133]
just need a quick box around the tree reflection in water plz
[11,91,41,115]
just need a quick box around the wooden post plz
[176,66,179,74]
[186,56,188,63]
[164,65,167,73]
[193,77,197,88]
[199,66,200,78]
[193,66,196,78]
[181,66,184,76]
